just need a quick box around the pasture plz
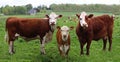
[0,12,120,62]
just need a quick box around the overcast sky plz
[0,0,120,7]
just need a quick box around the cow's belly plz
[15,33,40,41]
[93,28,107,41]
[93,32,107,41]
[15,31,53,42]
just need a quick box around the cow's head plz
[76,12,93,29]
[46,12,62,31]
[57,26,74,41]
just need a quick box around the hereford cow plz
[5,12,62,54]
[56,26,74,57]
[76,12,114,55]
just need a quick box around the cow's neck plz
[50,25,56,33]
[44,30,54,43]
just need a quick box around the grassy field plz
[0,12,120,62]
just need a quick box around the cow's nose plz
[51,22,55,25]
[63,35,67,38]
[83,24,88,28]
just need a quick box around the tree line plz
[0,4,120,15]
[50,4,120,14]
[0,4,48,15]
[0,4,33,15]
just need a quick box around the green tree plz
[25,4,33,11]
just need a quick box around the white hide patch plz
[9,41,14,54]
[60,45,64,52]
[43,31,53,43]
[61,26,69,41]
[60,45,69,53]
[50,25,56,31]
[15,33,20,37]
[79,12,88,27]
[64,45,69,53]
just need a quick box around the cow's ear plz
[57,15,62,18]
[46,15,49,18]
[88,14,93,18]
[76,14,80,18]
[58,15,62,18]
[57,26,61,29]
[70,26,74,30]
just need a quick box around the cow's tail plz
[4,31,9,42]
[5,18,9,42]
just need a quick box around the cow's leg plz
[80,39,86,55]
[40,39,46,54]
[102,36,107,51]
[40,36,46,54]
[59,45,65,56]
[108,35,112,51]
[9,41,15,54]
[8,31,16,54]
[64,45,70,57]
[86,40,92,55]
[108,27,113,51]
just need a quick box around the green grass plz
[0,12,120,62]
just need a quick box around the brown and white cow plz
[76,12,114,55]
[5,12,62,54]
[56,26,74,57]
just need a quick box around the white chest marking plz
[43,31,53,43]
[59,45,69,53]
[15,33,20,37]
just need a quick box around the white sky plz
[0,0,120,7]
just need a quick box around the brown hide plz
[56,28,70,56]
[76,14,114,55]
[6,17,51,41]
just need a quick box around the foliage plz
[50,4,120,14]
[25,4,33,12]
[0,4,33,15]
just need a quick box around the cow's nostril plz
[83,24,88,27]
[51,22,55,25]
[63,35,66,38]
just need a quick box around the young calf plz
[56,26,73,57]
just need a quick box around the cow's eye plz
[55,17,57,19]
[67,30,69,32]
[80,18,82,20]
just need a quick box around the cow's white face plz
[79,12,88,28]
[46,12,62,31]
[49,12,58,25]
[61,26,70,41]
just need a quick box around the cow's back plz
[6,17,50,38]
[88,15,114,40]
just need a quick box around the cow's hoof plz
[80,54,84,56]
[80,53,84,56]
[9,51,15,55]
[41,52,46,55]
[9,52,15,55]
[86,53,89,56]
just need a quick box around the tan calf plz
[56,26,73,57]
